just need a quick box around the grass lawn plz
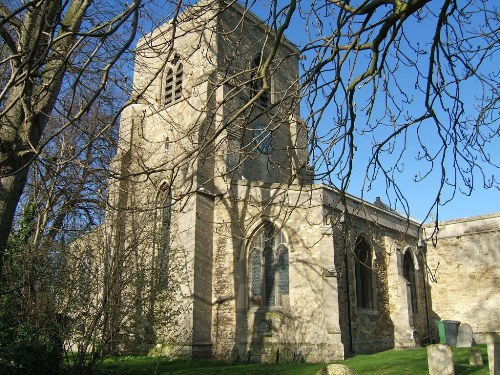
[93,345,488,375]
[95,358,324,375]
[342,346,488,375]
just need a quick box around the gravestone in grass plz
[427,344,454,375]
[456,323,473,347]
[469,348,483,366]
[316,363,358,375]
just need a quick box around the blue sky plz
[247,0,499,223]
[134,0,498,223]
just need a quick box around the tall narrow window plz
[250,54,270,107]
[174,63,183,101]
[403,251,418,320]
[164,68,174,105]
[277,246,289,306]
[250,249,262,305]
[157,184,172,288]
[164,54,183,106]
[263,248,275,307]
[355,237,374,309]
[248,222,289,308]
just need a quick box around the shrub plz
[0,296,63,375]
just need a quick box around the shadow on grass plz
[80,345,488,375]
[94,358,324,375]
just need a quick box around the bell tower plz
[109,0,309,358]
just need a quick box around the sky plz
[247,0,499,223]
[132,0,498,223]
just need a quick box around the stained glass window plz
[278,246,289,307]
[264,247,275,307]
[250,249,261,306]
[248,222,289,308]
[157,186,172,288]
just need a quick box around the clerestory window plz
[249,222,289,308]
[164,54,183,106]
[355,236,374,309]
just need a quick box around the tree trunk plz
[0,156,31,282]
[0,0,92,282]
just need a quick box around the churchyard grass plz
[92,358,324,374]
[88,345,488,374]
[343,345,488,375]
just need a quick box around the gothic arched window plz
[164,54,183,106]
[250,53,270,107]
[403,250,418,316]
[248,222,289,308]
[355,236,374,309]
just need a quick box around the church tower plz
[108,0,431,362]
[109,0,310,359]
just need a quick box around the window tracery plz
[164,53,183,106]
[248,222,289,308]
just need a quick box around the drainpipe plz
[419,238,432,342]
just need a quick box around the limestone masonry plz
[97,0,499,361]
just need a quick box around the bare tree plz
[2,0,497,281]
[294,0,499,222]
[0,0,144,280]
[0,0,498,367]
[0,89,117,369]
[0,86,192,372]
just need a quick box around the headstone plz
[427,344,455,375]
[487,333,500,375]
[316,363,358,375]
[469,348,483,366]
[456,323,473,347]
[443,320,460,347]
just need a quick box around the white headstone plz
[316,363,358,375]
[456,323,473,347]
[427,344,454,375]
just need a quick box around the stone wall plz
[323,188,426,354]
[102,0,452,362]
[210,182,345,362]
[209,182,427,361]
[425,214,500,343]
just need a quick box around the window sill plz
[356,308,378,316]
[247,306,290,313]
[163,97,184,109]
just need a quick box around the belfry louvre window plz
[249,222,289,308]
[355,236,374,309]
[250,54,270,107]
[164,55,183,105]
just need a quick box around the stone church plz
[104,0,499,363]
